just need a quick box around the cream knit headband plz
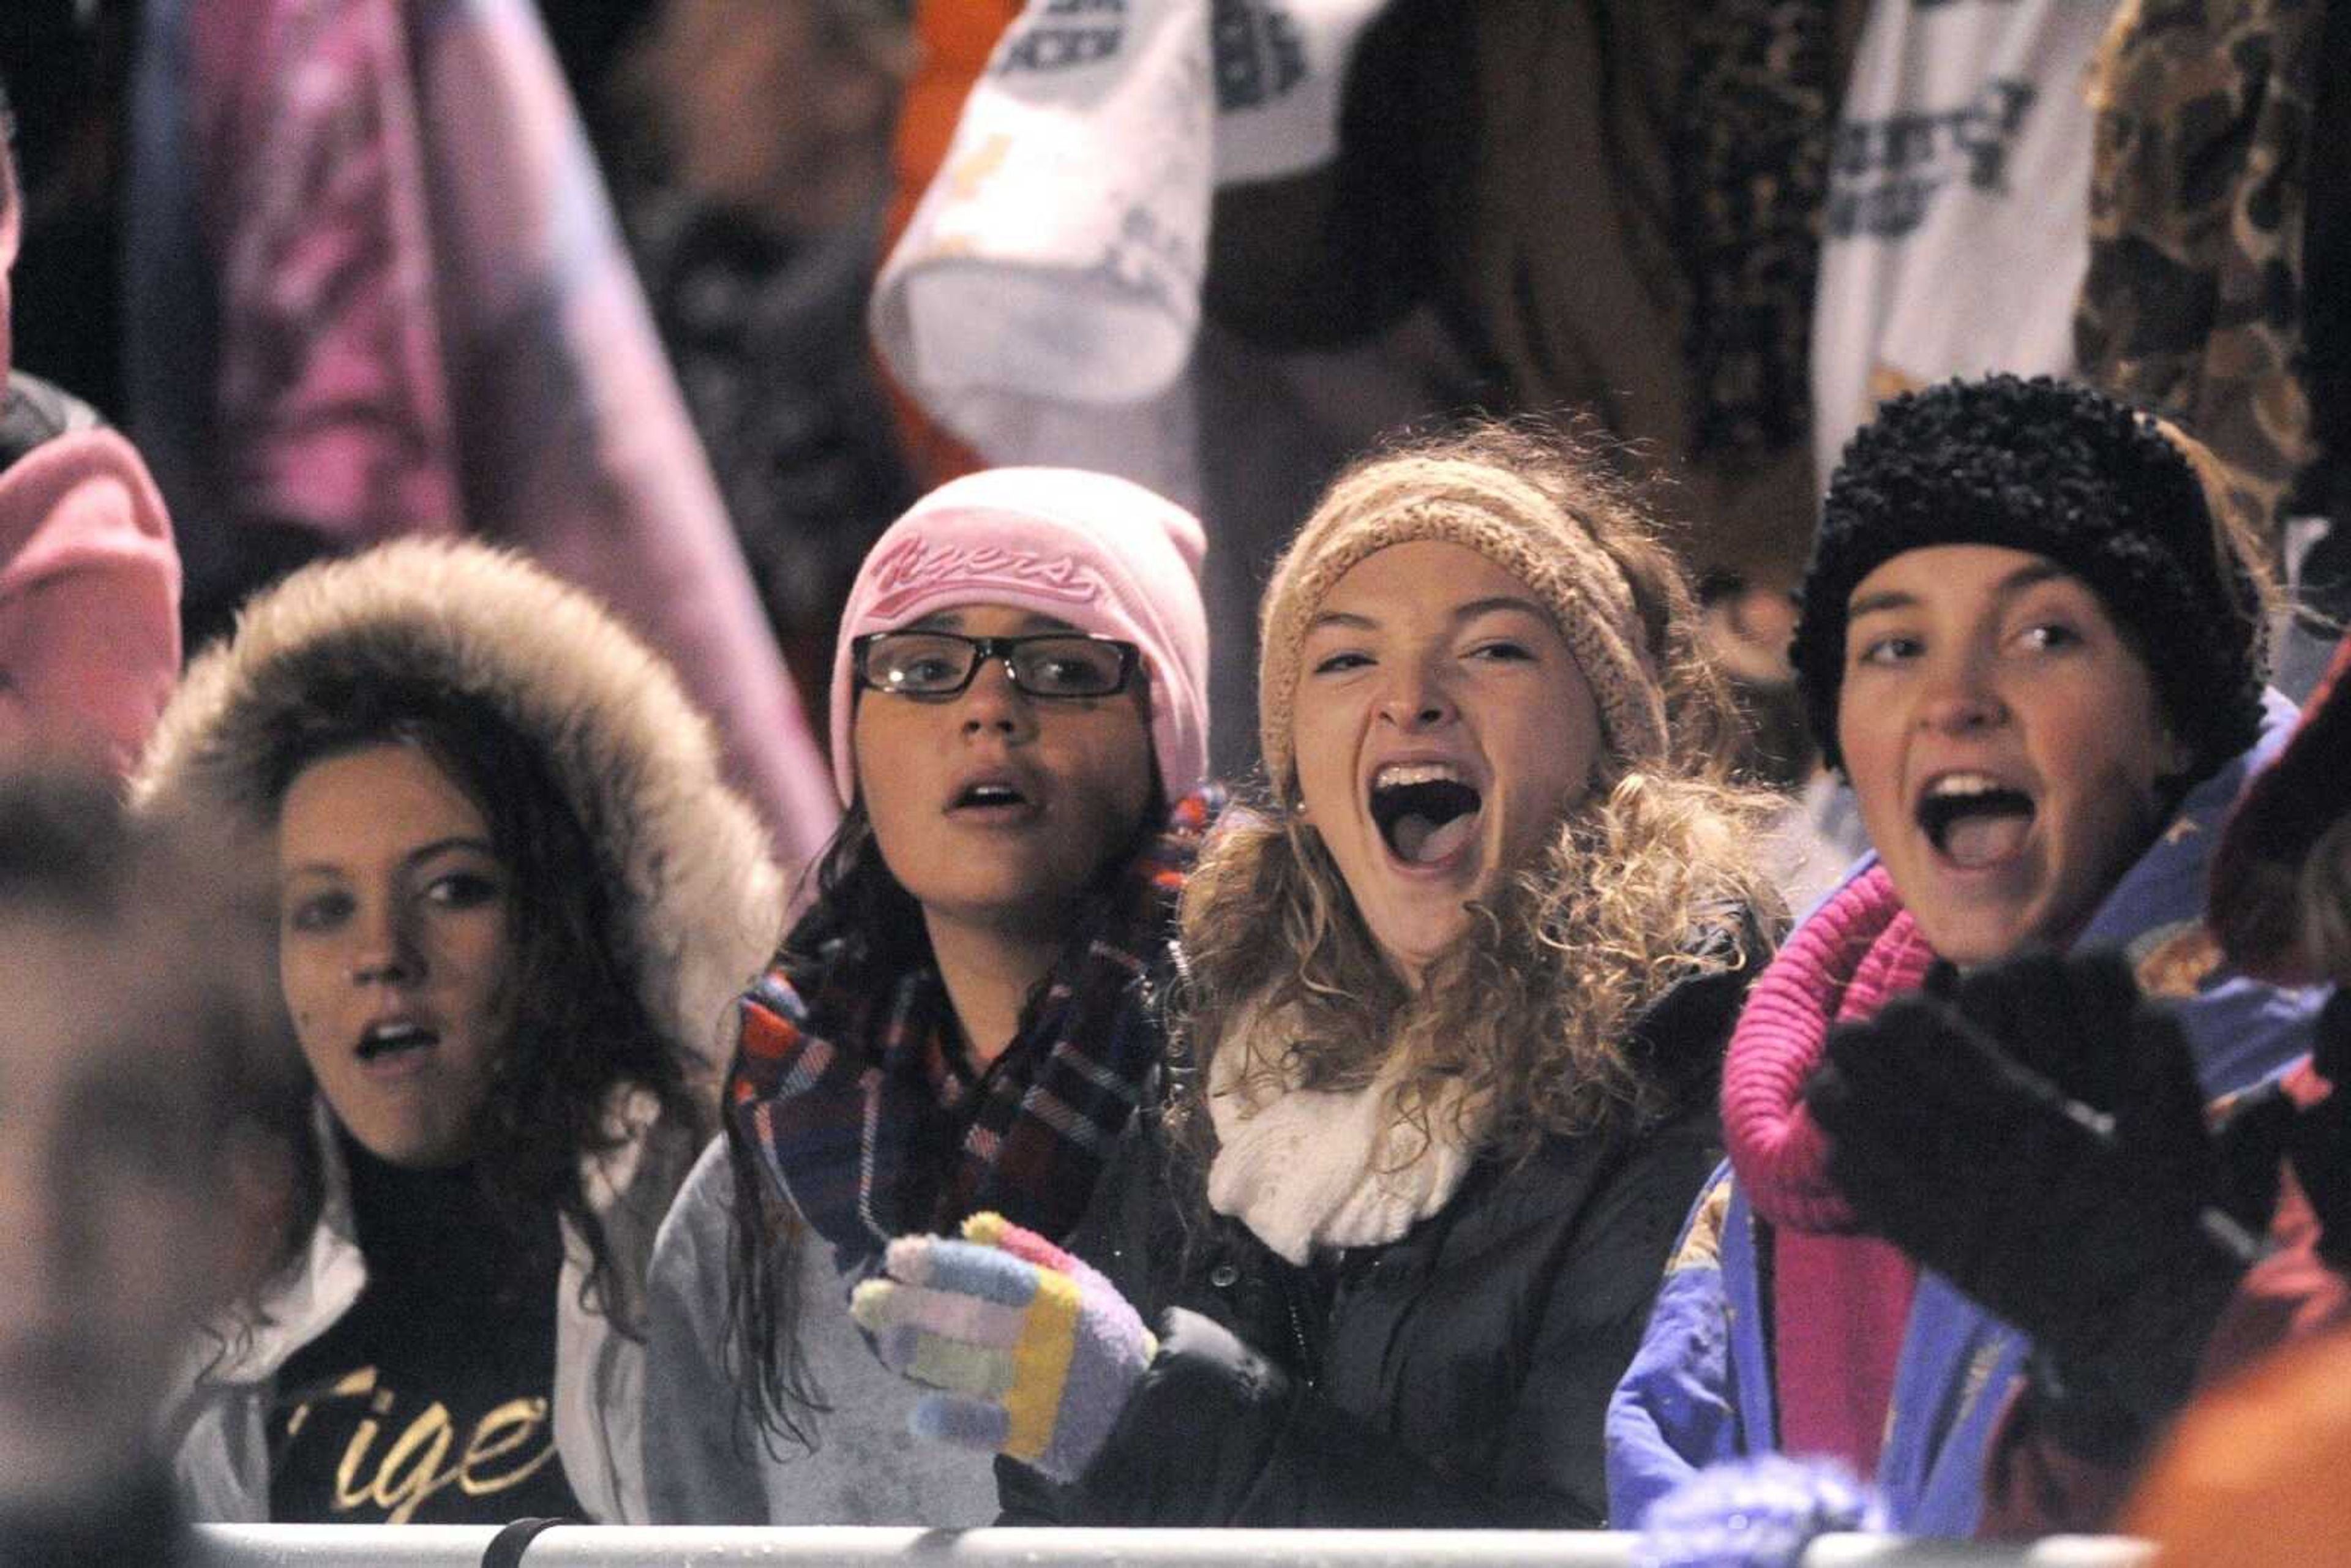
[1257,457,1669,794]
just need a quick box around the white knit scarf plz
[1204,1000,1487,1266]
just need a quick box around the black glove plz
[1805,950,2281,1442]
[2290,989,2351,1268]
[1905,949,2139,1109]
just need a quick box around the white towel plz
[1213,0,1383,185]
[871,0,1385,479]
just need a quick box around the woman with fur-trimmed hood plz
[137,539,782,1526]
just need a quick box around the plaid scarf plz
[727,787,1221,1272]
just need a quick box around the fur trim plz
[132,540,784,1081]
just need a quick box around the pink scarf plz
[1720,864,1938,1474]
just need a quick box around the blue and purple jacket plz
[1607,695,2326,1536]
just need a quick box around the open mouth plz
[1916,772,2036,870]
[1370,763,1484,866]
[357,1021,440,1063]
[950,780,1032,812]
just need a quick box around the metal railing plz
[195,1525,2156,1567]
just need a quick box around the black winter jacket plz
[1002,958,1748,1529]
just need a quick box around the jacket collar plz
[178,1085,670,1390]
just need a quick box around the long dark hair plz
[722,801,912,1455]
[266,677,710,1334]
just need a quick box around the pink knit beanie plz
[830,467,1211,805]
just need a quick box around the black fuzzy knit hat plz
[1792,373,2265,779]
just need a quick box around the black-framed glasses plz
[852,631,1141,699]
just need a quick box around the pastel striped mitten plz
[849,1212,1159,1482]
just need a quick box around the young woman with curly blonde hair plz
[847,421,1785,1527]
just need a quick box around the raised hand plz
[1805,950,2279,1432]
[849,1212,1158,1484]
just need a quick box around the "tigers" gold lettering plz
[284,1366,559,1524]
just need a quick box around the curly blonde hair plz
[1177,422,1787,1162]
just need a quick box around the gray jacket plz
[642,1138,1000,1525]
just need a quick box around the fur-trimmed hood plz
[132,539,784,1077]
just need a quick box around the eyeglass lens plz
[864,632,1128,697]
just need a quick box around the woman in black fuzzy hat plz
[1610,373,2322,1547]
[1791,371,2269,793]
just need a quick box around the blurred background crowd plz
[12,0,2344,895]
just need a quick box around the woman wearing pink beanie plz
[640,467,1221,1525]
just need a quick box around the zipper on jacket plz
[1284,1288,1318,1392]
